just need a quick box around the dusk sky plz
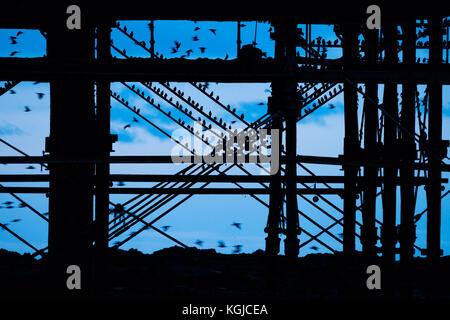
[0,20,449,258]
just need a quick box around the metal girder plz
[2,58,450,83]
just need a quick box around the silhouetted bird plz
[10,219,21,223]
[24,106,31,112]
[192,36,199,41]
[217,240,226,248]
[16,31,23,37]
[43,212,49,216]
[161,225,171,232]
[231,222,242,230]
[337,232,343,239]
[132,117,138,123]
[3,201,13,205]
[174,41,181,49]
[199,47,206,53]
[26,165,35,170]
[194,27,200,31]
[10,90,16,94]
[208,28,216,35]
[239,23,246,27]
[186,49,193,56]
[310,246,319,251]
[36,92,45,99]
[329,104,335,109]
[194,239,204,246]
[224,53,229,60]
[117,181,126,186]
[18,203,26,208]
[232,245,242,253]
[257,102,264,106]
[123,124,131,129]
[10,36,17,45]
[10,51,19,56]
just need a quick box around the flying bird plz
[194,239,204,246]
[132,117,139,123]
[194,27,200,31]
[310,246,319,251]
[10,219,21,223]
[10,36,17,45]
[174,41,181,49]
[24,106,31,112]
[329,104,336,109]
[208,28,216,35]
[231,222,242,230]
[117,181,126,186]
[26,165,35,170]
[36,92,45,99]
[16,31,23,37]
[3,201,13,205]
[199,47,206,53]
[239,23,246,28]
[224,53,229,60]
[9,90,16,94]
[232,245,242,253]
[161,225,171,232]
[123,124,131,130]
[217,240,226,248]
[186,49,193,56]
[192,36,199,42]
[10,51,19,56]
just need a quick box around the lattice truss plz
[0,18,449,258]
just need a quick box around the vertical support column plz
[361,28,379,256]
[381,25,399,265]
[265,110,282,255]
[342,23,359,253]
[400,20,416,264]
[94,21,112,293]
[265,88,282,255]
[237,21,241,58]
[150,20,155,59]
[426,16,443,262]
[46,5,95,296]
[271,21,300,259]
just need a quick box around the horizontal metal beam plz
[2,58,450,83]
[0,187,344,195]
[0,174,445,185]
[1,155,450,171]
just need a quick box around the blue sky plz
[0,20,449,258]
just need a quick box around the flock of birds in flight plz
[0,23,358,255]
[159,222,245,253]
[6,30,45,114]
